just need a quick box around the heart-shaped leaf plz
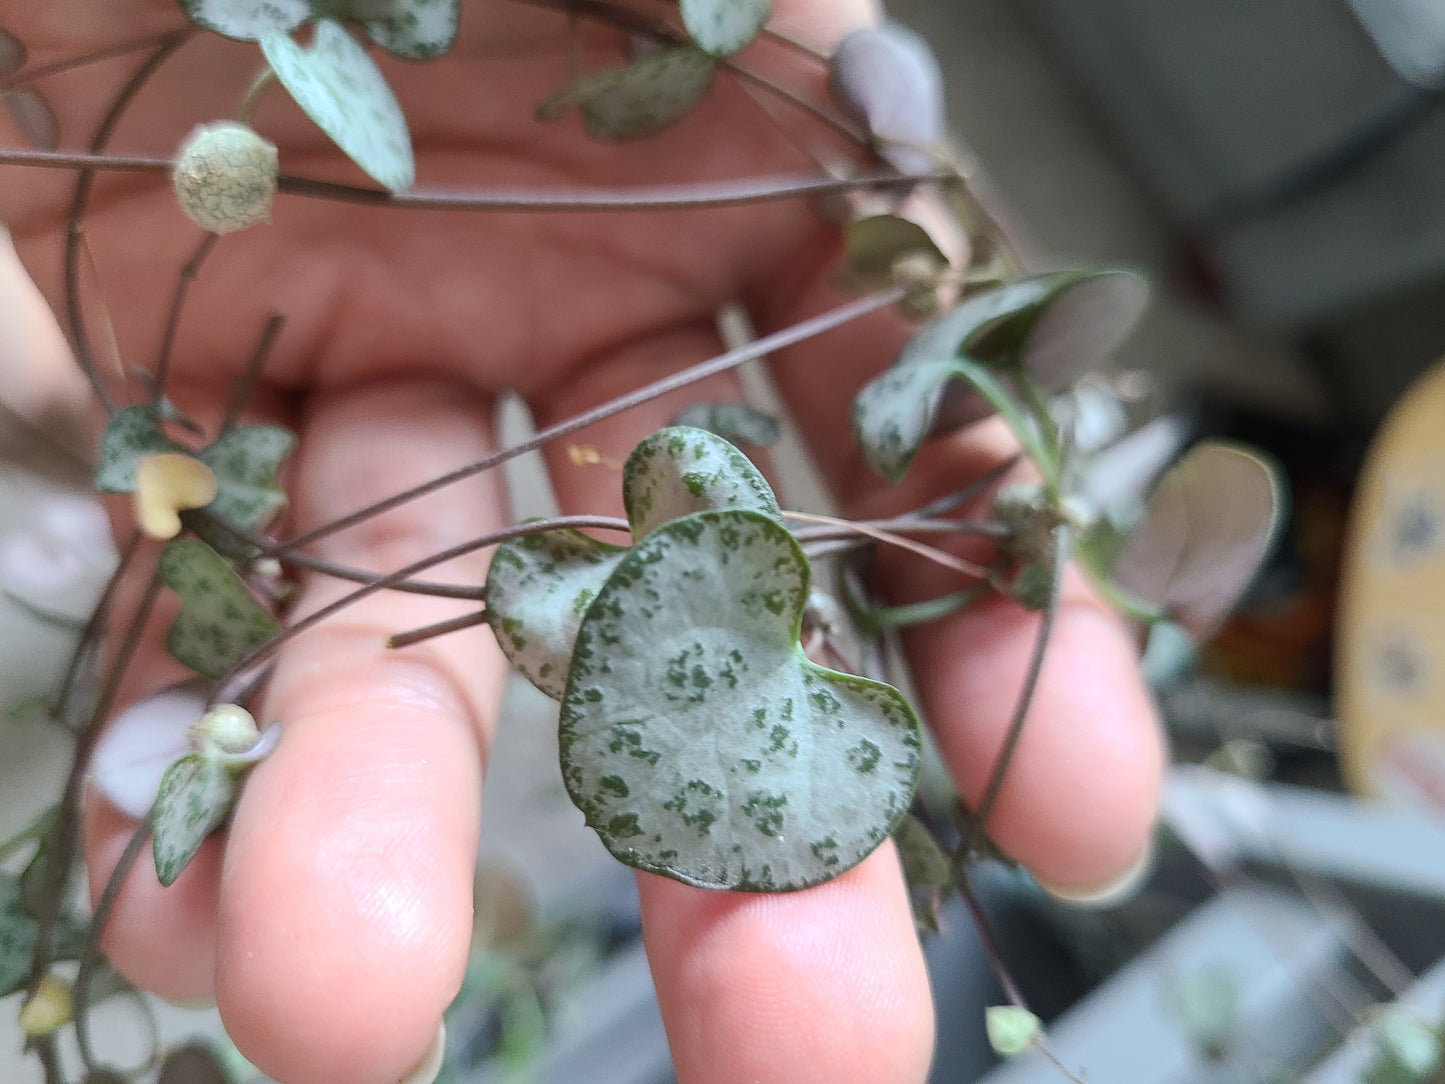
[851,271,1143,480]
[0,27,26,75]
[560,509,921,891]
[829,24,944,175]
[261,19,414,192]
[892,812,951,887]
[151,752,237,886]
[3,89,60,150]
[354,0,459,60]
[621,425,780,537]
[845,212,948,285]
[486,427,779,699]
[134,453,218,540]
[671,402,780,448]
[179,0,458,58]
[540,47,716,143]
[178,0,311,41]
[1111,442,1284,643]
[197,424,295,533]
[484,530,628,700]
[158,538,280,679]
[94,405,182,493]
[680,0,771,57]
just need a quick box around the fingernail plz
[397,1021,446,1084]
[1033,841,1154,907]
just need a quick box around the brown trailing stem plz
[388,609,489,649]
[0,147,952,208]
[152,232,218,403]
[275,287,905,556]
[27,563,162,995]
[72,814,153,1075]
[218,312,285,434]
[3,32,184,89]
[215,516,634,699]
[967,526,1069,851]
[953,865,1028,1010]
[52,531,142,728]
[62,30,193,415]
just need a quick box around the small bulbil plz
[172,122,279,234]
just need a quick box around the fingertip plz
[640,846,934,1084]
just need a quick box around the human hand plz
[0,2,1163,1081]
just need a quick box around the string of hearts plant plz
[0,1,1284,1081]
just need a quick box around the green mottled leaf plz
[158,1044,233,1084]
[261,19,414,192]
[197,424,295,534]
[94,405,181,492]
[0,873,37,998]
[845,213,947,284]
[354,0,459,60]
[560,509,920,891]
[1112,442,1284,643]
[0,27,26,76]
[671,402,780,448]
[158,538,279,679]
[680,0,771,57]
[985,1005,1041,1058]
[1363,1009,1442,1084]
[852,354,1045,482]
[484,530,628,700]
[622,425,780,538]
[152,752,237,887]
[4,88,59,150]
[541,47,716,142]
[487,427,778,699]
[892,812,951,887]
[851,271,1141,480]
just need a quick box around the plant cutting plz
[0,1,1281,1082]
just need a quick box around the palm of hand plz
[1,4,1163,1083]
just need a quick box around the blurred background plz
[5,0,1445,1080]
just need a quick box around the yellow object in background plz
[1337,358,1445,808]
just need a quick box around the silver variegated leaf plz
[177,0,312,41]
[356,0,459,60]
[829,23,944,175]
[671,402,780,448]
[560,509,920,891]
[261,19,415,192]
[680,0,771,57]
[151,752,237,886]
[622,425,780,538]
[487,426,779,699]
[484,530,627,700]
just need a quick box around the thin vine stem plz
[27,564,162,994]
[388,609,489,649]
[0,148,951,208]
[954,865,1028,1010]
[276,287,905,555]
[785,510,993,580]
[217,516,632,697]
[152,231,218,403]
[62,30,194,415]
[73,814,154,1076]
[53,531,142,728]
[3,32,182,88]
[967,524,1070,848]
[218,312,286,434]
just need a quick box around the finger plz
[755,262,1166,894]
[212,379,508,1084]
[532,324,934,1083]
